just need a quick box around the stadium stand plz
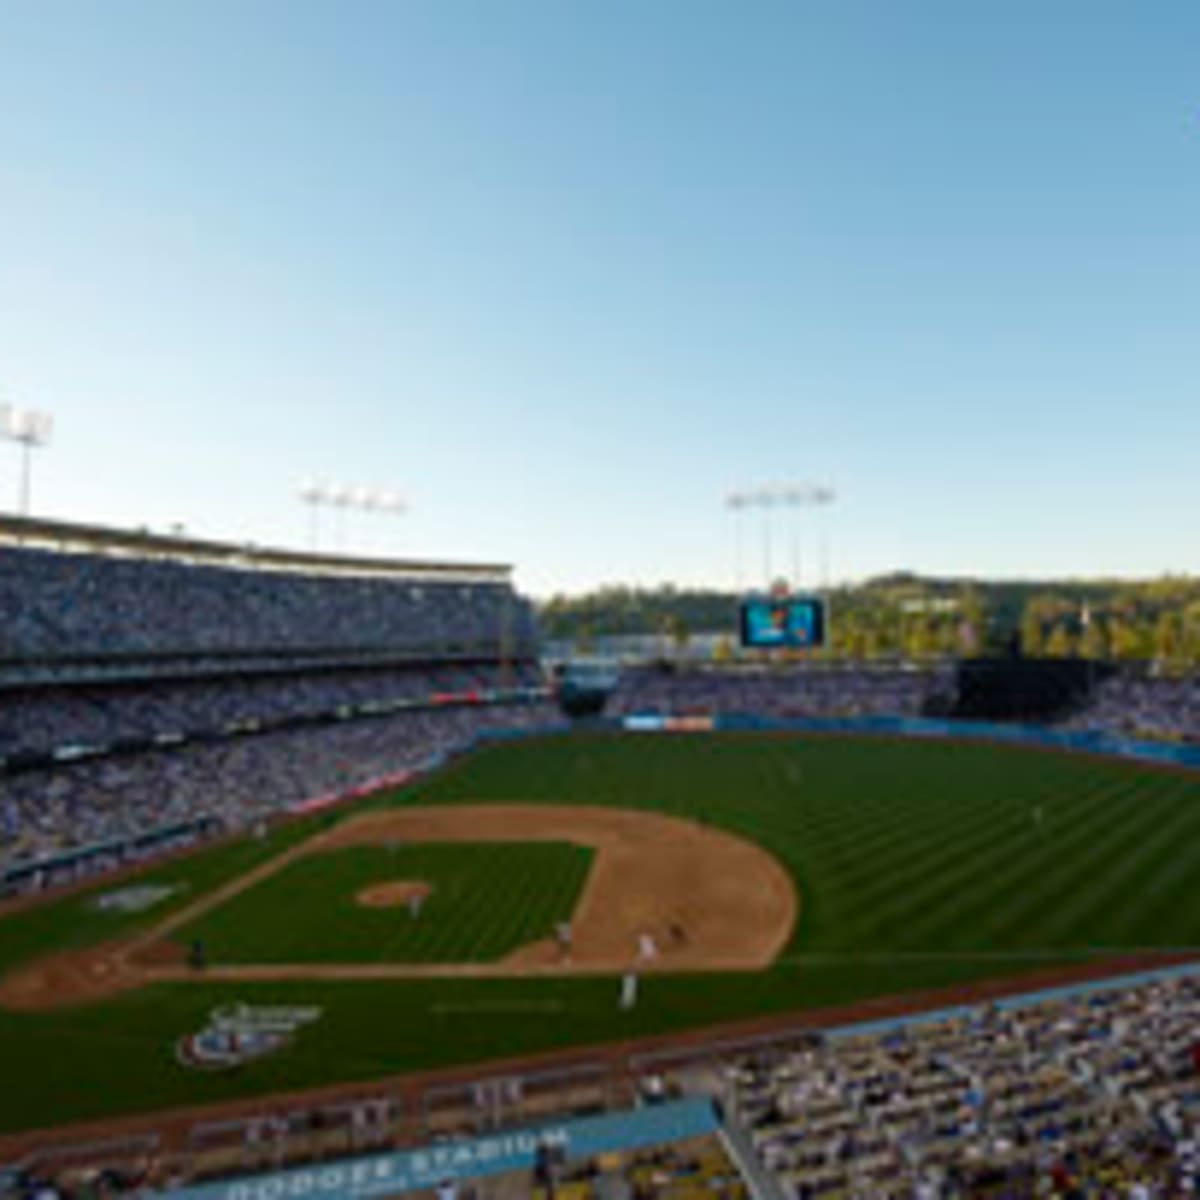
[608,664,954,721]
[0,523,549,892]
[8,968,1200,1198]
[0,519,536,668]
[1061,671,1200,744]
[723,970,1200,1197]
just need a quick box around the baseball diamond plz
[3,732,1200,1143]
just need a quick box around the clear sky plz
[1,1,1197,597]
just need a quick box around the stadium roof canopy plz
[0,514,512,583]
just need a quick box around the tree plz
[1078,618,1109,660]
[1108,618,1146,661]
[1184,603,1200,667]
[1153,611,1183,665]
[669,613,691,655]
[1045,625,1075,658]
[1020,606,1045,658]
[903,618,935,660]
[712,635,735,664]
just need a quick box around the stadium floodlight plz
[725,479,837,593]
[297,479,327,506]
[297,480,330,550]
[294,479,408,553]
[0,405,55,516]
[9,409,54,445]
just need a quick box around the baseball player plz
[556,921,573,961]
[619,971,638,1011]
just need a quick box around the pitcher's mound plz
[357,882,431,909]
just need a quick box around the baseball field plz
[2,731,1200,1140]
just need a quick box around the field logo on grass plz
[177,1003,323,1071]
[93,883,181,914]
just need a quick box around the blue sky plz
[0,0,1197,596]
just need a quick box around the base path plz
[0,805,797,1009]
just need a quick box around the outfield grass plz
[413,734,1200,958]
[1,732,1199,1135]
[175,843,593,964]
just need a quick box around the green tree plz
[1021,606,1045,657]
[1153,611,1183,665]
[669,613,691,655]
[1045,625,1075,657]
[1078,618,1109,660]
[1109,618,1146,661]
[711,634,735,664]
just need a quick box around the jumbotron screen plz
[739,595,826,649]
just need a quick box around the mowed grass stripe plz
[793,777,1092,947]
[873,769,1169,946]
[1020,777,1200,947]
[482,855,555,962]
[826,764,1134,904]
[922,783,1157,951]
[1109,807,1200,945]
[868,774,1157,950]
[175,843,592,965]
[994,775,1188,951]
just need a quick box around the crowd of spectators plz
[0,698,559,881]
[1060,674,1200,744]
[729,972,1200,1197]
[0,545,537,662]
[0,662,542,761]
[609,665,953,721]
[486,1134,747,1198]
[0,541,553,885]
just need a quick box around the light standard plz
[295,481,408,554]
[724,481,837,592]
[724,490,749,592]
[297,480,327,550]
[0,405,55,516]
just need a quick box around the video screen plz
[739,596,826,649]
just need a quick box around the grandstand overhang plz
[0,514,513,584]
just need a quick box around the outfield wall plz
[618,712,1200,771]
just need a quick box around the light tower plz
[297,480,328,550]
[295,481,408,555]
[1,405,55,516]
[725,481,837,593]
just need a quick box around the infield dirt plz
[0,804,797,1010]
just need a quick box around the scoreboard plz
[738,594,826,649]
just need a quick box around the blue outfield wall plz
[156,1098,718,1200]
[616,712,1200,771]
